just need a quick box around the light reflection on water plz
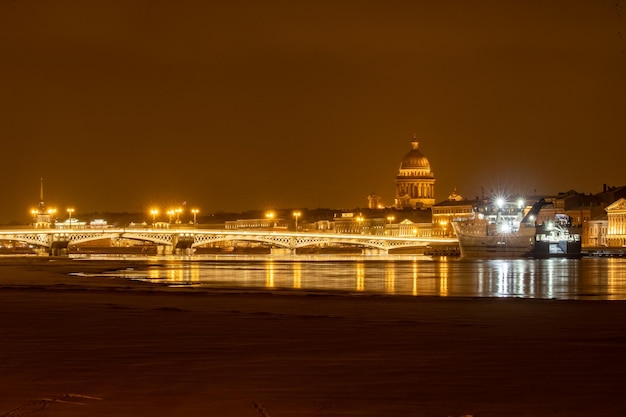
[100,255,626,300]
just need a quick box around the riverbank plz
[1,256,625,416]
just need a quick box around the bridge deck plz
[0,228,458,253]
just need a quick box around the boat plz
[451,198,582,258]
[533,216,582,258]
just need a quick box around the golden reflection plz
[149,268,160,281]
[356,261,365,291]
[189,263,200,283]
[160,263,201,283]
[607,258,626,300]
[266,259,275,288]
[439,257,449,296]
[167,268,181,282]
[385,262,395,294]
[412,260,418,296]
[292,262,302,289]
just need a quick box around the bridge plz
[0,227,458,256]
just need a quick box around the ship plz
[451,198,582,258]
[533,216,582,258]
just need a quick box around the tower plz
[394,135,436,209]
[32,178,54,228]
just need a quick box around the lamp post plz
[167,210,174,224]
[150,209,159,226]
[440,220,448,237]
[293,211,301,232]
[48,208,57,228]
[385,215,395,236]
[191,209,199,225]
[265,211,275,228]
[67,208,74,229]
[356,215,364,234]
[175,208,182,224]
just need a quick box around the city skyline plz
[1,1,625,224]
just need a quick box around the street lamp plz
[293,211,301,231]
[265,211,275,228]
[175,208,182,224]
[150,209,159,226]
[167,210,174,223]
[67,208,74,229]
[191,209,199,225]
[440,219,448,237]
[48,208,57,228]
[356,215,364,234]
[387,215,395,224]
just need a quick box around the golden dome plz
[399,138,431,170]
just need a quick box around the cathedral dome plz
[394,135,436,209]
[399,138,431,170]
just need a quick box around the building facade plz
[606,198,626,247]
[587,218,608,247]
[431,190,475,237]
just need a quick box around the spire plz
[411,133,419,150]
[38,177,45,211]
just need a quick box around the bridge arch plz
[0,229,456,255]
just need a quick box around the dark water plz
[97,254,626,300]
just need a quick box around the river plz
[84,254,626,300]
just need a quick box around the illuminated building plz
[394,135,435,209]
[606,198,626,247]
[367,193,383,209]
[587,218,608,247]
[431,190,475,237]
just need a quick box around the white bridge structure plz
[0,227,458,256]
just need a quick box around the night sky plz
[1,1,624,224]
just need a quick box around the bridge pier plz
[271,248,295,256]
[174,248,195,256]
[173,233,195,256]
[363,248,388,255]
[33,247,49,256]
[49,240,70,256]
[157,245,173,255]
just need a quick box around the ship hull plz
[532,239,583,259]
[455,233,535,258]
